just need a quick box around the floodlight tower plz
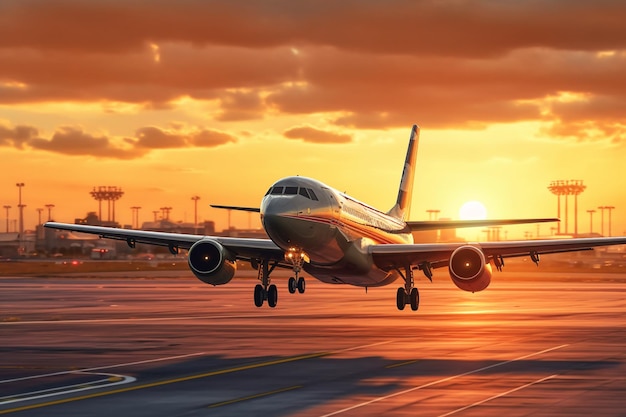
[106,186,124,223]
[426,209,440,221]
[45,204,55,221]
[567,180,586,237]
[548,180,567,234]
[160,207,172,221]
[90,186,108,221]
[90,186,123,223]
[548,180,586,236]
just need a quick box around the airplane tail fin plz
[387,124,419,221]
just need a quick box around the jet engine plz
[448,245,492,293]
[188,239,236,285]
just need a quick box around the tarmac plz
[1,270,625,416]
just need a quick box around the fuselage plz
[261,176,412,287]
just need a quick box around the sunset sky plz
[1,0,625,238]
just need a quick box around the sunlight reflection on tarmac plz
[1,271,625,416]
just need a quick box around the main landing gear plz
[254,259,278,308]
[395,263,432,311]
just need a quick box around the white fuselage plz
[261,176,412,287]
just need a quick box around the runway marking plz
[207,385,303,408]
[0,340,392,415]
[0,351,209,384]
[385,359,419,369]
[0,372,136,405]
[317,344,569,417]
[437,374,559,417]
[0,315,269,325]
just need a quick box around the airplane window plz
[271,187,284,195]
[308,189,319,201]
[285,186,298,195]
[299,188,310,199]
[265,187,273,196]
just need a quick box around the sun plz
[459,201,488,220]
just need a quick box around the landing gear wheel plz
[254,284,265,307]
[396,287,406,311]
[288,277,297,294]
[409,287,419,311]
[297,277,306,294]
[267,284,278,308]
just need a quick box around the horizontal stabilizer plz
[406,218,559,232]
[211,205,261,213]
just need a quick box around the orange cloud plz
[284,126,352,144]
[0,122,237,159]
[0,1,625,137]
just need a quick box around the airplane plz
[45,125,626,311]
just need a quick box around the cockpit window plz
[299,188,310,199]
[267,185,318,199]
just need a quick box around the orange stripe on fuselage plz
[284,214,411,245]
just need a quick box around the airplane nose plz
[261,197,292,238]
[261,197,293,247]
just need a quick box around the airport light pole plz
[16,182,25,236]
[597,206,606,236]
[586,209,596,235]
[131,206,142,229]
[36,208,43,225]
[160,207,172,221]
[3,205,11,232]
[601,206,615,237]
[191,196,200,234]
[45,204,55,221]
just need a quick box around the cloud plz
[28,126,146,159]
[0,123,39,148]
[135,126,237,149]
[0,122,237,159]
[284,126,352,144]
[0,1,625,132]
[2,1,625,56]
[215,90,266,121]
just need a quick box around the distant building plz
[0,233,20,258]
[75,211,121,228]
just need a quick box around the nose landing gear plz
[285,248,307,295]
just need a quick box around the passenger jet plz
[45,125,626,311]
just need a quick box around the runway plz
[1,271,625,416]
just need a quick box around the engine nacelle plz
[448,245,492,293]
[188,239,236,286]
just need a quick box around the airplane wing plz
[371,237,626,270]
[406,218,558,232]
[211,205,261,213]
[44,222,284,261]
